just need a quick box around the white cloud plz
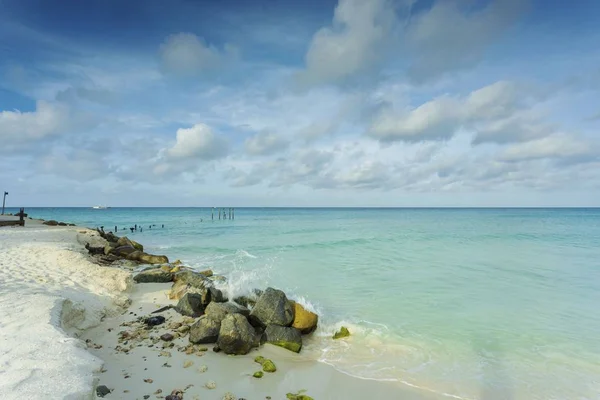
[406,0,527,83]
[296,0,396,87]
[159,33,237,76]
[0,101,95,148]
[245,132,289,155]
[368,80,550,144]
[500,134,597,162]
[38,149,112,182]
[166,123,229,160]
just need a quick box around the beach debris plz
[223,392,237,400]
[145,315,166,326]
[161,333,175,341]
[96,385,111,397]
[153,305,174,314]
[183,360,194,368]
[165,389,184,400]
[198,365,208,373]
[286,390,313,400]
[253,371,264,378]
[249,288,294,328]
[204,381,217,389]
[162,362,172,367]
[189,316,220,344]
[333,326,350,339]
[198,346,208,352]
[154,389,163,395]
[144,378,153,383]
[160,351,172,357]
[177,325,190,334]
[143,395,150,399]
[263,325,303,353]
[290,301,318,334]
[216,314,259,355]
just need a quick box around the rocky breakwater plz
[133,264,320,356]
[84,228,169,266]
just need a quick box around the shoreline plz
[0,217,442,400]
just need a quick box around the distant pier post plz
[219,208,221,220]
[211,208,214,221]
[232,208,235,220]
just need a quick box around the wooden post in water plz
[232,208,235,220]
[219,208,221,220]
[211,208,214,221]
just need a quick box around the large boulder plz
[189,316,220,344]
[262,325,303,353]
[249,288,294,328]
[111,245,137,257]
[133,267,174,283]
[290,301,318,334]
[43,220,59,226]
[208,287,227,303]
[117,236,143,251]
[217,314,258,355]
[168,271,226,303]
[127,251,169,264]
[205,302,250,323]
[233,289,263,309]
[175,292,205,317]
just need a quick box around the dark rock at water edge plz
[43,220,58,226]
[145,315,166,326]
[217,313,259,355]
[134,267,174,283]
[262,324,303,353]
[175,292,205,317]
[208,287,227,303]
[173,271,210,289]
[96,385,111,397]
[205,302,250,323]
[249,287,294,328]
[189,316,221,344]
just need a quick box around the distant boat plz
[92,205,110,209]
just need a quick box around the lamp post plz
[1,192,7,215]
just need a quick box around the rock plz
[177,325,190,334]
[333,326,350,339]
[198,269,213,277]
[286,393,314,400]
[103,244,115,255]
[117,236,143,251]
[160,333,174,341]
[96,385,111,397]
[165,389,184,400]
[168,280,190,300]
[253,371,264,378]
[262,325,302,353]
[134,267,174,283]
[223,392,237,400]
[58,222,67,226]
[175,292,205,317]
[137,253,169,264]
[205,302,250,323]
[290,301,318,334]
[43,220,58,226]
[254,356,266,365]
[249,287,294,328]
[145,315,166,326]
[262,359,277,373]
[189,316,220,344]
[205,381,217,389]
[68,223,76,226]
[208,287,228,303]
[217,314,258,355]
[111,245,137,257]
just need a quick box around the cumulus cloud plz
[166,123,229,160]
[159,33,238,76]
[368,80,550,144]
[296,0,396,87]
[406,0,528,83]
[244,132,289,155]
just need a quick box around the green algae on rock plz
[333,326,350,339]
[262,359,276,373]
[253,371,264,378]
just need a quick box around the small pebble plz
[144,396,150,399]
[154,389,163,394]
[144,378,153,383]
[205,381,217,389]
[160,333,174,342]
[198,365,208,373]
[183,360,194,368]
[223,392,237,400]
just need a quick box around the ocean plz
[10,207,600,399]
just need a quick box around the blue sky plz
[1,0,599,207]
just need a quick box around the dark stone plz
[160,333,174,341]
[144,396,150,399]
[205,302,250,323]
[189,316,220,344]
[175,292,205,317]
[144,316,166,326]
[133,268,174,283]
[249,287,294,328]
[96,385,111,397]
[58,222,67,226]
[174,271,210,290]
[43,220,58,226]
[110,245,137,257]
[213,345,221,353]
[208,287,227,303]
[262,325,303,353]
[232,290,262,309]
[216,313,258,355]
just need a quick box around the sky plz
[0,0,599,207]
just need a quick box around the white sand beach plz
[0,219,442,400]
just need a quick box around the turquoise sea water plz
[10,207,600,399]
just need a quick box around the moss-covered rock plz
[253,371,264,378]
[133,267,174,283]
[175,292,205,317]
[254,356,266,365]
[290,301,318,334]
[262,359,276,373]
[216,314,258,355]
[249,287,294,328]
[263,325,302,353]
[205,302,250,323]
[333,326,350,339]
[117,236,143,251]
[189,316,220,344]
[137,253,169,264]
[286,394,313,400]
